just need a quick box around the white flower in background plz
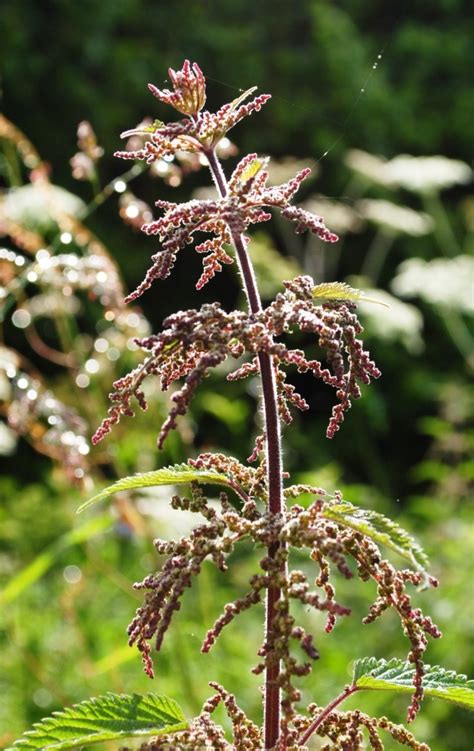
[345,149,388,184]
[265,156,318,186]
[356,287,424,353]
[345,149,472,194]
[0,183,86,228]
[26,292,81,318]
[357,199,434,235]
[391,256,474,314]
[302,195,363,234]
[384,155,472,194]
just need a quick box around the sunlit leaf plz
[7,693,187,750]
[144,118,165,132]
[229,86,258,111]
[353,657,474,710]
[77,463,235,513]
[240,157,267,183]
[312,282,389,307]
[322,500,428,572]
[120,119,164,139]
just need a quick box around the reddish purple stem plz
[205,147,284,750]
[299,684,358,746]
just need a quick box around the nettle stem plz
[299,685,357,746]
[206,147,284,750]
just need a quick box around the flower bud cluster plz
[265,275,381,437]
[127,475,437,726]
[121,155,336,302]
[127,488,240,677]
[93,279,380,447]
[149,60,206,116]
[116,64,270,163]
[293,705,429,750]
[136,682,262,750]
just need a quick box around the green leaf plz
[353,658,474,710]
[144,118,165,132]
[0,516,113,606]
[77,463,234,513]
[8,692,187,750]
[312,282,389,307]
[240,157,268,183]
[322,500,428,572]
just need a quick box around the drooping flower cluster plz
[92,275,379,447]
[122,154,337,302]
[265,275,382,438]
[133,682,262,750]
[292,704,431,751]
[132,694,429,751]
[125,461,439,732]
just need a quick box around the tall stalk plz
[205,147,284,749]
[87,61,443,751]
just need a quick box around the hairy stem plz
[299,685,358,746]
[206,147,284,750]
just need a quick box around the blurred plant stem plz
[1,139,22,186]
[361,229,394,284]
[423,191,462,257]
[441,310,474,373]
[77,162,146,222]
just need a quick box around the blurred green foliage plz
[0,2,473,749]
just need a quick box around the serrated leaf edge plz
[77,463,234,513]
[312,281,389,308]
[321,500,429,571]
[8,692,187,751]
[352,658,474,710]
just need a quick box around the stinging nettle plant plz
[10,60,474,751]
